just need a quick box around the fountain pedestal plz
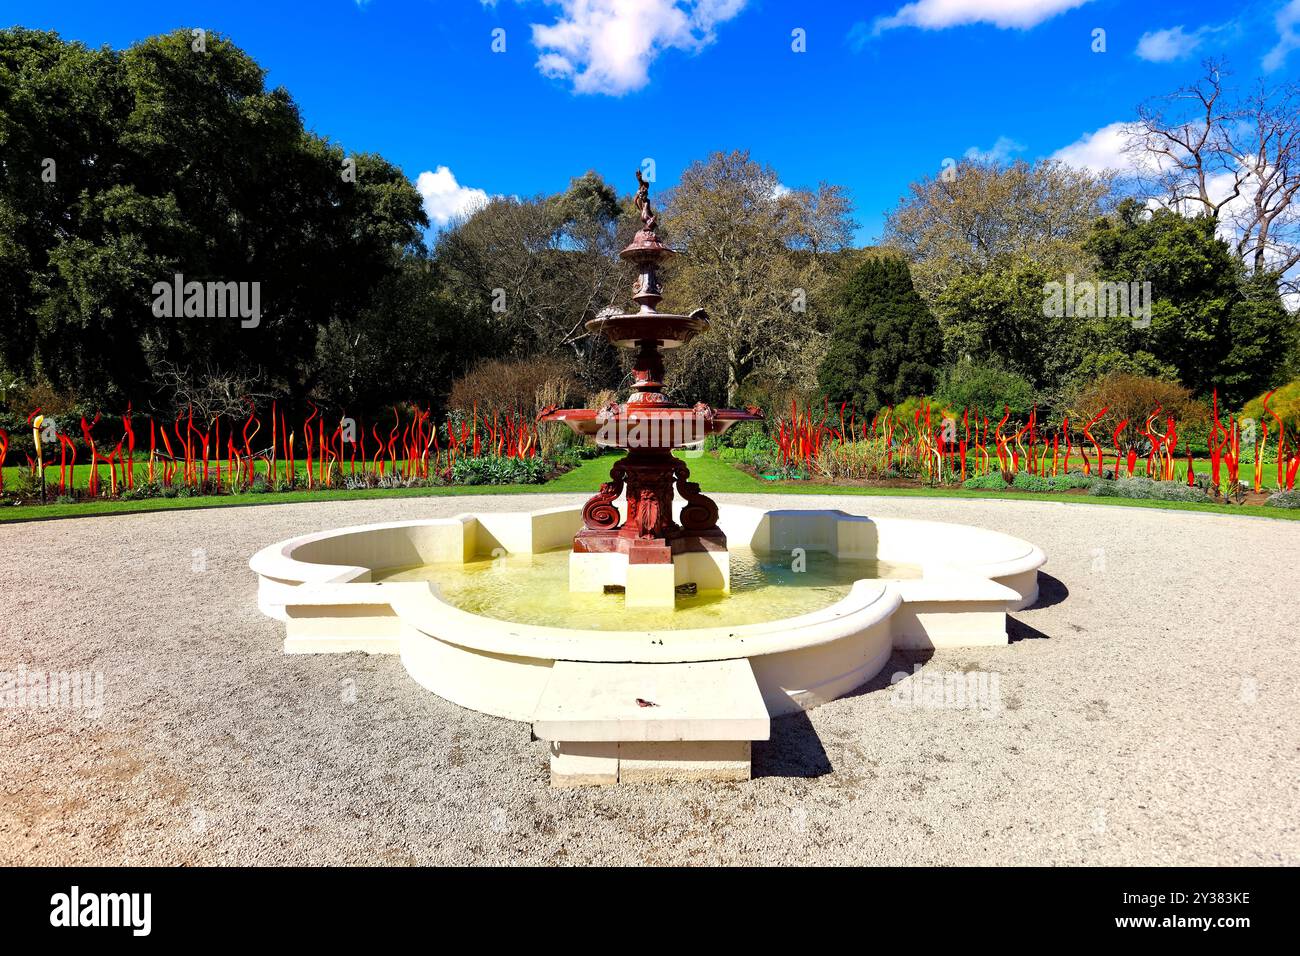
[539,172,761,607]
[568,448,728,606]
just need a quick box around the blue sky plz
[7,0,1298,244]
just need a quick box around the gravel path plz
[1,493,1297,866]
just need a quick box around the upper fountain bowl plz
[585,310,708,349]
[538,403,763,447]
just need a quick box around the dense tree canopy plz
[933,257,1098,398]
[433,170,626,394]
[934,360,1036,418]
[0,27,426,409]
[1083,199,1291,407]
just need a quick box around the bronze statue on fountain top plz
[538,173,763,573]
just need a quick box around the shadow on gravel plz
[1007,572,1066,642]
[752,577,1065,775]
[1027,571,1068,609]
[1007,617,1052,642]
[753,651,938,779]
[753,710,832,779]
[835,650,936,704]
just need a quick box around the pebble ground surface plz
[1,493,1296,865]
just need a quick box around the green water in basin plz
[373,548,920,632]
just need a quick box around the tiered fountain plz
[250,172,1047,786]
[538,171,761,607]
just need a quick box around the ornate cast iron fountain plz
[538,172,762,605]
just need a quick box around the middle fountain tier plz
[538,171,762,608]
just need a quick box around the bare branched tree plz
[435,172,627,365]
[150,359,273,421]
[663,151,858,405]
[1233,81,1300,281]
[1128,59,1246,218]
[1130,60,1300,293]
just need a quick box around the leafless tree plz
[150,359,273,421]
[663,151,858,405]
[1233,81,1300,281]
[435,173,627,363]
[1130,61,1300,294]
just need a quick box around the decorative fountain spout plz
[538,172,762,607]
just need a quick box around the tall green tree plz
[312,251,487,411]
[818,254,942,414]
[0,28,427,408]
[1084,199,1293,406]
[933,257,1100,396]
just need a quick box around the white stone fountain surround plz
[250,504,1045,724]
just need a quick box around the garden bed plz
[729,458,1296,511]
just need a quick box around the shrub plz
[719,434,781,474]
[892,395,930,425]
[10,468,38,498]
[1089,476,1210,503]
[451,454,547,485]
[719,420,766,449]
[963,471,1098,493]
[743,432,777,457]
[1066,372,1208,451]
[813,441,888,481]
[1010,472,1051,492]
[1266,489,1300,509]
[119,480,162,501]
[1151,482,1211,503]
[936,362,1035,418]
[963,472,1008,490]
[450,355,579,419]
[1241,380,1300,438]
[1051,471,1097,490]
[552,444,602,469]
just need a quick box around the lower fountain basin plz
[374,547,921,631]
[250,505,1046,722]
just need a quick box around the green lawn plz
[0,449,1296,524]
[544,451,765,493]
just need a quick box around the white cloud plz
[1135,25,1209,62]
[416,166,491,227]
[964,135,1024,163]
[1263,0,1300,72]
[529,0,748,95]
[1050,122,1145,174]
[874,0,1094,33]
